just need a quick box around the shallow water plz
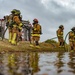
[0,52,75,75]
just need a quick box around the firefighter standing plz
[4,14,13,43]
[30,18,42,48]
[56,25,64,47]
[11,9,23,45]
[8,14,13,43]
[73,28,75,51]
[22,20,32,42]
[68,27,75,51]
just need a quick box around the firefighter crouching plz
[56,25,64,47]
[68,27,75,51]
[30,18,42,48]
[10,9,23,45]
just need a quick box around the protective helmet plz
[59,25,64,28]
[11,9,17,14]
[33,18,38,23]
[11,9,21,15]
[15,10,21,15]
[71,27,75,31]
[4,15,9,20]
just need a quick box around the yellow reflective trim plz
[18,26,22,30]
[58,35,61,36]
[19,23,23,26]
[34,28,36,30]
[58,35,63,37]
[61,32,63,34]
[13,25,17,27]
[31,34,40,36]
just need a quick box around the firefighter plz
[11,9,23,45]
[23,20,32,42]
[72,27,75,51]
[30,18,42,48]
[8,14,13,43]
[4,15,13,43]
[68,27,75,51]
[56,25,64,47]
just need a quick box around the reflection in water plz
[0,52,75,75]
[30,52,39,74]
[55,52,64,73]
[68,52,75,74]
[0,52,39,75]
[35,52,75,75]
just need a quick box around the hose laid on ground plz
[49,32,71,51]
[49,37,57,40]
[49,37,57,48]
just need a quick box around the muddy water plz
[0,52,75,75]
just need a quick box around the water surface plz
[0,52,75,75]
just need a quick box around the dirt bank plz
[0,39,68,53]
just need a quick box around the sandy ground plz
[0,39,68,53]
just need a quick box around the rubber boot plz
[30,44,34,47]
[35,41,40,48]
[70,46,74,52]
[35,41,39,45]
[59,42,62,47]
[9,32,12,43]
[11,33,17,45]
[61,41,64,47]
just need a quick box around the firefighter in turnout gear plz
[4,14,13,43]
[30,18,42,48]
[56,25,64,47]
[11,9,23,45]
[73,27,75,51]
[69,27,75,51]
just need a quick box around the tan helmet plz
[71,27,75,31]
[11,9,21,15]
[59,25,64,28]
[15,10,21,15]
[11,9,17,14]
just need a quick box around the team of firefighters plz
[56,25,75,51]
[3,9,42,48]
[2,9,75,51]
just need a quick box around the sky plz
[0,0,75,42]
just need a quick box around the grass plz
[0,39,69,53]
